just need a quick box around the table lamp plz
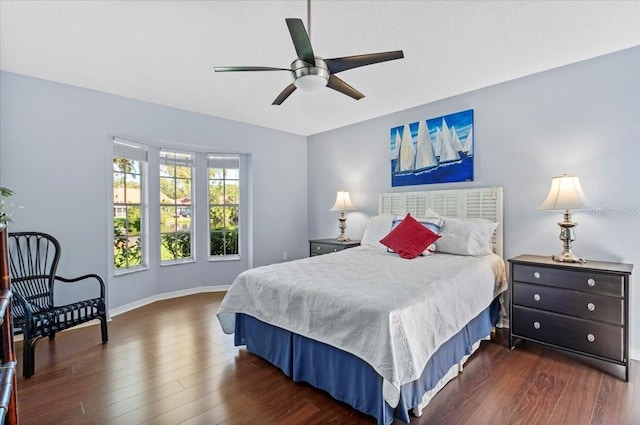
[330,190,358,242]
[538,174,595,263]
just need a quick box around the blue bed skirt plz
[234,298,500,425]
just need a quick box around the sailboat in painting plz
[398,124,415,172]
[462,127,473,155]
[414,120,437,171]
[436,118,461,163]
[393,129,402,171]
[451,126,464,152]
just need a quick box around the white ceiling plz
[1,1,639,136]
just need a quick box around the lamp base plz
[551,210,586,263]
[335,212,351,242]
[551,251,586,263]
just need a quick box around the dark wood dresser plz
[509,254,632,381]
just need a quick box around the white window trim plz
[159,148,196,264]
[208,154,241,260]
[113,138,149,275]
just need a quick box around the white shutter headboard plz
[379,187,504,258]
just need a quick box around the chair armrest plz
[54,274,106,299]
[7,290,34,321]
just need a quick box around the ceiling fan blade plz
[325,50,404,74]
[272,83,297,105]
[214,66,290,72]
[326,75,364,101]
[285,18,315,66]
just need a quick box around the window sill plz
[160,258,196,267]
[208,255,241,262]
[114,265,149,276]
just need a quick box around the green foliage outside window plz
[113,218,142,269]
[210,230,238,256]
[161,232,191,260]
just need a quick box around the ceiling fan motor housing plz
[292,58,329,90]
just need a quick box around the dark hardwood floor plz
[15,292,639,424]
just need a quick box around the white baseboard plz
[108,285,231,318]
[631,348,640,361]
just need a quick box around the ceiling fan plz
[214,2,404,105]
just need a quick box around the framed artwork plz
[390,109,474,187]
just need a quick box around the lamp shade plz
[330,190,358,212]
[538,174,596,211]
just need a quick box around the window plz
[113,139,147,271]
[208,155,240,258]
[160,150,194,263]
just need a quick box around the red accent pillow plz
[379,213,441,259]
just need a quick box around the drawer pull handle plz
[587,278,596,287]
[587,333,595,343]
[533,272,541,279]
[533,321,541,330]
[316,246,321,251]
[533,294,541,301]
[587,303,595,312]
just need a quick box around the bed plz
[217,187,507,424]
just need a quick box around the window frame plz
[159,149,195,265]
[112,138,148,274]
[208,154,241,261]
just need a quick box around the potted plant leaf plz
[0,187,15,229]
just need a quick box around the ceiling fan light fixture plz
[292,58,329,91]
[294,72,328,91]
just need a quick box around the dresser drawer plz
[512,282,624,325]
[512,264,623,297]
[310,242,347,255]
[511,306,624,362]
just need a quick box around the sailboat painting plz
[390,109,474,187]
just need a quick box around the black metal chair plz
[7,232,108,377]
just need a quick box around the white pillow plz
[435,217,498,256]
[361,214,395,250]
[423,207,440,217]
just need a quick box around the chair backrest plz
[7,232,60,317]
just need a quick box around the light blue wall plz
[308,46,640,356]
[0,71,308,310]
[2,46,639,356]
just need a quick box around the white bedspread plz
[217,246,507,407]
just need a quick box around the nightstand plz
[509,254,632,381]
[309,239,360,257]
